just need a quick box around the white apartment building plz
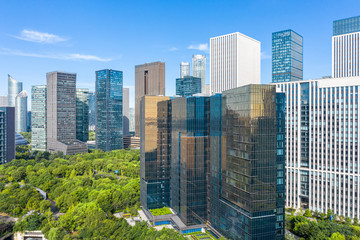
[275,76,360,218]
[210,32,260,94]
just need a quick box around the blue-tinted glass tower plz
[333,15,360,36]
[272,29,303,83]
[176,76,202,97]
[0,107,15,165]
[95,69,123,151]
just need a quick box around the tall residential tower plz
[192,55,206,94]
[31,85,47,151]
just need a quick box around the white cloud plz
[261,51,271,60]
[11,29,67,44]
[0,48,112,62]
[169,47,178,51]
[188,43,209,51]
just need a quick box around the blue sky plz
[1,0,359,108]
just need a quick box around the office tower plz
[76,88,89,142]
[170,96,210,226]
[208,85,284,240]
[46,71,87,155]
[15,90,28,132]
[135,61,165,137]
[205,84,210,95]
[275,76,360,219]
[140,96,170,209]
[0,96,8,107]
[210,32,261,94]
[180,62,190,78]
[96,69,123,151]
[27,111,31,132]
[272,29,303,83]
[88,91,96,130]
[176,76,201,97]
[123,87,130,136]
[8,75,23,107]
[192,55,206,94]
[0,107,15,164]
[333,16,360,78]
[129,107,135,132]
[31,85,47,151]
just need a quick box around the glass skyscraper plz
[333,15,360,36]
[31,85,47,151]
[76,88,89,142]
[176,76,202,97]
[15,90,28,132]
[8,75,23,107]
[88,91,96,130]
[95,69,123,151]
[272,29,303,83]
[192,55,206,94]
[180,62,190,78]
[0,107,15,165]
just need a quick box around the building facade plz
[180,62,190,78]
[15,90,28,133]
[192,55,206,94]
[95,69,123,151]
[0,96,8,107]
[76,88,89,142]
[275,76,360,219]
[8,75,22,107]
[0,107,15,164]
[88,91,96,131]
[176,76,202,97]
[272,29,303,83]
[210,32,261,94]
[46,71,87,155]
[135,61,165,137]
[123,87,130,137]
[140,96,170,209]
[332,16,360,78]
[31,85,47,151]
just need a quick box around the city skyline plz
[1,1,359,108]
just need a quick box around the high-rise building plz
[272,29,303,83]
[209,85,285,240]
[31,85,47,151]
[15,90,28,132]
[180,62,190,78]
[95,69,123,151]
[135,61,165,137]
[88,91,96,131]
[46,71,87,155]
[76,88,89,142]
[176,76,201,97]
[192,55,206,94]
[332,16,360,78]
[27,111,31,132]
[0,107,15,164]
[275,76,360,219]
[123,87,130,137]
[0,96,8,107]
[205,84,210,95]
[8,75,23,107]
[129,107,135,132]
[210,32,261,94]
[140,96,170,210]
[170,96,210,226]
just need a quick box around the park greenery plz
[89,131,95,141]
[0,148,186,239]
[150,207,172,216]
[286,208,360,240]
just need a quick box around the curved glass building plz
[8,75,23,107]
[15,90,28,132]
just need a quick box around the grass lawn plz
[149,207,172,216]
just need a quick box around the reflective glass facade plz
[96,69,123,151]
[0,107,15,165]
[88,91,96,130]
[272,30,303,83]
[76,88,89,142]
[333,16,360,36]
[15,91,28,132]
[192,55,206,94]
[140,96,170,209]
[8,75,22,107]
[31,86,47,151]
[170,96,210,226]
[176,76,202,97]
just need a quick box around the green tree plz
[304,209,312,217]
[330,232,346,240]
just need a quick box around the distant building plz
[27,111,31,132]
[0,96,8,107]
[15,90,28,132]
[46,71,87,155]
[272,29,303,83]
[76,88,89,142]
[8,75,22,107]
[210,32,260,94]
[192,55,206,94]
[333,16,360,77]
[88,91,96,131]
[123,87,130,137]
[16,132,28,145]
[135,61,165,136]
[0,107,15,164]
[176,76,201,97]
[96,69,123,151]
[205,84,210,95]
[31,85,47,151]
[129,107,135,132]
[180,62,190,78]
